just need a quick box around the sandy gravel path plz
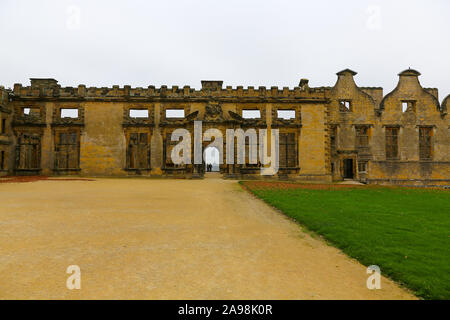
[0,178,416,299]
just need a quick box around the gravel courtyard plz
[0,178,415,299]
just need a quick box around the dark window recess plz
[0,151,5,170]
[330,126,337,154]
[244,136,258,167]
[279,133,297,168]
[127,133,150,169]
[1,119,6,134]
[385,127,399,159]
[55,132,79,170]
[419,127,433,160]
[16,134,41,169]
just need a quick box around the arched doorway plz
[204,147,220,173]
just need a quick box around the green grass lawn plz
[241,182,450,300]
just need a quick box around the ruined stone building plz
[0,69,448,185]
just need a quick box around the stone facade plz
[0,69,448,185]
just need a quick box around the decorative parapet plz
[11,79,330,103]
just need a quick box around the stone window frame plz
[358,161,368,173]
[339,99,352,112]
[384,125,400,160]
[53,127,82,171]
[418,126,434,160]
[15,131,43,171]
[235,105,266,123]
[354,124,372,153]
[401,100,416,113]
[125,129,152,170]
[160,105,190,123]
[278,131,299,169]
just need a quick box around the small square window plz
[340,100,351,112]
[60,109,79,118]
[23,107,40,117]
[129,109,149,118]
[401,101,415,113]
[358,161,367,173]
[166,109,185,118]
[242,110,261,119]
[277,110,295,120]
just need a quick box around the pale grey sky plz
[0,0,449,100]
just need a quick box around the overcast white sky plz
[0,0,449,100]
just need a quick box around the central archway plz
[204,146,220,172]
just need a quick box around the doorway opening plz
[204,147,220,173]
[343,158,354,179]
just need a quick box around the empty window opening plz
[166,109,185,118]
[127,132,150,169]
[402,101,415,113]
[419,127,433,160]
[129,109,149,118]
[339,100,351,112]
[23,107,40,116]
[60,109,79,119]
[277,110,296,120]
[385,127,399,159]
[242,110,261,119]
[279,133,297,168]
[358,161,368,173]
[55,132,79,170]
[1,119,6,134]
[402,102,408,113]
[204,147,220,172]
[356,126,369,151]
[17,134,41,169]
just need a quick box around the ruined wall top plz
[3,69,447,110]
[10,79,330,102]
